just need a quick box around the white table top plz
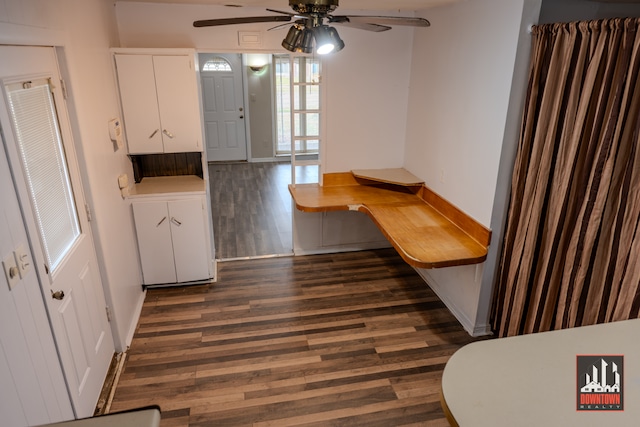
[442,319,640,426]
[40,407,161,427]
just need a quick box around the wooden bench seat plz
[288,169,491,269]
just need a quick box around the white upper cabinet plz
[115,54,202,154]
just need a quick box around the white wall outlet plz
[2,252,20,290]
[118,173,130,198]
[14,244,31,279]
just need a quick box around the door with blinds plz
[0,45,114,418]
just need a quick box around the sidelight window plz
[274,55,321,156]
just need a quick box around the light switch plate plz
[2,252,20,290]
[14,244,31,279]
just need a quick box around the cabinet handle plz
[149,129,159,139]
[171,217,182,226]
[163,129,174,139]
[156,216,167,227]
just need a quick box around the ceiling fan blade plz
[331,15,430,28]
[328,16,390,32]
[268,22,296,31]
[265,8,294,15]
[265,8,306,19]
[194,15,292,28]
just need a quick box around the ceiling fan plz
[193,0,430,55]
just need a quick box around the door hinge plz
[60,79,68,99]
[105,306,112,322]
[85,203,92,222]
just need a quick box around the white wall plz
[1,0,145,353]
[405,0,527,225]
[403,0,542,335]
[321,24,413,172]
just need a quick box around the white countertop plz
[442,319,640,426]
[128,175,205,197]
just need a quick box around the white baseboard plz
[249,157,281,163]
[211,258,218,282]
[125,291,146,348]
[293,240,391,257]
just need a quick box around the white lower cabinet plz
[132,197,211,285]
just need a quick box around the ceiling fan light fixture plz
[282,25,314,54]
[282,25,301,52]
[326,26,344,53]
[314,25,343,55]
[299,28,315,53]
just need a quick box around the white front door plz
[200,53,247,161]
[0,45,114,418]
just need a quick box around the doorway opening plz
[199,52,321,260]
[209,161,317,259]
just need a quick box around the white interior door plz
[0,45,114,418]
[200,53,247,161]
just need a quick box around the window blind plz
[7,81,80,272]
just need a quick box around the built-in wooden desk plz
[288,169,491,269]
[441,319,640,426]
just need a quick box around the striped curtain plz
[492,18,640,337]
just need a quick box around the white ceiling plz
[113,0,459,12]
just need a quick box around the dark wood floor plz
[109,249,482,426]
[208,162,318,260]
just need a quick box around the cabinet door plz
[153,56,203,153]
[132,201,177,284]
[114,55,164,154]
[168,198,210,283]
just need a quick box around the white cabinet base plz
[132,196,212,286]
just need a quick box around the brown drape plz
[492,18,640,337]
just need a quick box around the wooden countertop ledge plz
[288,169,491,269]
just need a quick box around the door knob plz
[51,290,65,300]
[240,115,244,119]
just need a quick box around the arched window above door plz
[202,57,232,72]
